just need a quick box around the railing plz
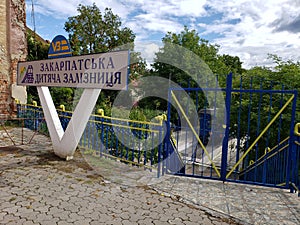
[238,136,290,186]
[13,102,300,191]
[237,122,300,192]
[16,103,166,176]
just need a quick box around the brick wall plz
[0,0,27,119]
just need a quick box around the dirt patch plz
[30,149,98,173]
[0,144,104,183]
[0,146,23,156]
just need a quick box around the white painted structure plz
[37,87,101,160]
[17,50,129,160]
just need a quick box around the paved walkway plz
[0,128,300,224]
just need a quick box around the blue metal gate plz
[164,73,299,191]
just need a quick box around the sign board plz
[48,35,72,58]
[17,50,129,90]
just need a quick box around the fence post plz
[221,72,233,181]
[162,89,173,176]
[288,92,298,191]
[157,124,163,178]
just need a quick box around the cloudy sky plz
[26,0,300,69]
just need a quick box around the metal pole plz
[221,72,232,181]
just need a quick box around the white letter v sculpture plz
[37,86,101,160]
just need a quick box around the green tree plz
[26,29,49,61]
[268,54,300,89]
[219,54,245,75]
[229,56,300,166]
[152,27,225,84]
[139,27,241,116]
[64,4,135,55]
[64,3,146,78]
[64,3,146,113]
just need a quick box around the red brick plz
[0,0,26,118]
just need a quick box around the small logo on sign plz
[51,39,70,52]
[21,65,34,84]
[48,35,72,59]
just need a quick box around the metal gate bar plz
[226,94,295,179]
[165,73,299,191]
[170,90,221,177]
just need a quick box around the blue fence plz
[17,104,166,176]
[164,73,300,191]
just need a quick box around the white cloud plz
[134,13,182,33]
[29,0,82,18]
[135,42,161,67]
[28,0,134,19]
[109,0,208,38]
[136,0,208,17]
[177,0,207,17]
[27,0,300,69]
[203,0,300,68]
[93,0,135,19]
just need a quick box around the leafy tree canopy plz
[64,3,135,55]
[26,29,49,61]
[151,27,244,88]
[65,4,147,81]
[139,27,243,113]
[64,4,147,112]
